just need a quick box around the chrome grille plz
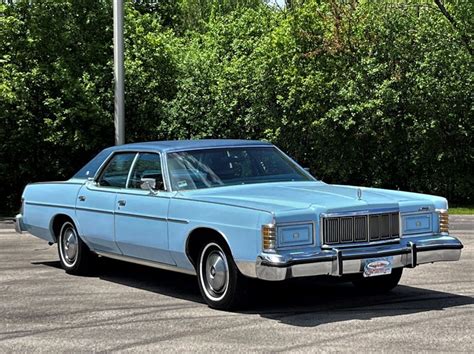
[322,212,399,245]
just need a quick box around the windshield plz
[167,147,313,190]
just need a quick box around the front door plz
[114,152,175,265]
[75,152,137,253]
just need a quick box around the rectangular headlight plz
[402,213,433,235]
[278,224,313,248]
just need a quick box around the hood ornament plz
[357,188,362,200]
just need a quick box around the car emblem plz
[357,188,362,200]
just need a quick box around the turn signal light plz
[262,224,276,251]
[438,210,449,234]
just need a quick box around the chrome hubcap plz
[62,227,78,263]
[206,251,227,293]
[200,244,229,301]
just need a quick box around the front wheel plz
[58,221,95,275]
[197,242,247,310]
[352,267,403,293]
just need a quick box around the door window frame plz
[126,152,166,191]
[93,150,169,192]
[95,152,138,189]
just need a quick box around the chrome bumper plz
[14,214,24,234]
[256,234,463,281]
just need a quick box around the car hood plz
[179,181,440,213]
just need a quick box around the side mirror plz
[140,177,157,193]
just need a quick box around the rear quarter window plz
[72,148,114,179]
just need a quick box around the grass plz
[450,206,474,215]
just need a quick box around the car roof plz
[111,139,272,153]
[72,140,272,179]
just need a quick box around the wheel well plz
[186,228,232,269]
[51,214,74,243]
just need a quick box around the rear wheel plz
[58,221,95,275]
[352,267,403,293]
[197,241,247,310]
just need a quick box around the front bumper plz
[14,213,24,234]
[256,234,463,281]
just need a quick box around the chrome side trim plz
[96,251,196,275]
[30,181,85,186]
[85,184,172,199]
[168,218,189,224]
[25,201,75,210]
[78,207,188,223]
[115,210,167,222]
[75,206,115,215]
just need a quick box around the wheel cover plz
[200,243,229,302]
[61,225,78,265]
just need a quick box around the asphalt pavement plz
[0,216,473,352]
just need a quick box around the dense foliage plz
[0,0,472,214]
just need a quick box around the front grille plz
[322,212,399,245]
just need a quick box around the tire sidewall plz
[197,241,242,309]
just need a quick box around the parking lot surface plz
[0,216,473,352]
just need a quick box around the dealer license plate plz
[363,256,393,277]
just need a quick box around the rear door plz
[114,152,175,265]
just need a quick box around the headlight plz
[262,224,276,251]
[262,223,313,251]
[402,212,433,235]
[437,209,449,234]
[277,223,313,248]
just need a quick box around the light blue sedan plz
[15,140,463,309]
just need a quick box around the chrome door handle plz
[118,200,126,207]
[78,195,86,202]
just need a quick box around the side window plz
[128,153,164,190]
[98,153,136,188]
